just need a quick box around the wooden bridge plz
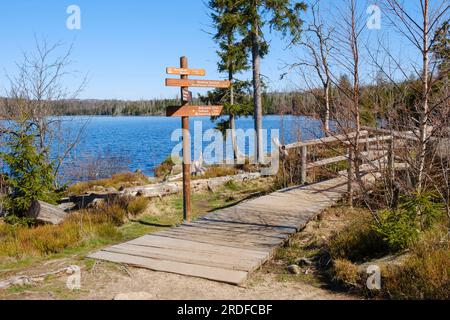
[88,130,397,286]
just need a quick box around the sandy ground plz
[0,260,354,300]
[78,265,353,300]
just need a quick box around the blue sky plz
[0,1,436,100]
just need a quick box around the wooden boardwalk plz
[88,176,350,286]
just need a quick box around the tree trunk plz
[418,0,429,192]
[324,82,331,135]
[228,60,238,161]
[27,200,68,225]
[351,1,362,184]
[230,114,238,161]
[251,21,264,164]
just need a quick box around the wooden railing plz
[282,130,395,189]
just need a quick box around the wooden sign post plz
[165,57,230,223]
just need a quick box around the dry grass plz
[0,213,121,259]
[332,259,360,287]
[66,172,150,195]
[0,195,141,260]
[327,207,449,299]
[193,165,238,180]
[382,227,450,300]
[328,210,389,263]
[0,221,82,258]
[154,156,176,179]
[126,197,150,217]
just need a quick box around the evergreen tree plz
[1,133,60,217]
[433,20,449,78]
[209,0,253,160]
[239,0,306,163]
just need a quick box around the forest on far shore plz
[0,75,426,128]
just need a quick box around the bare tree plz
[289,0,334,134]
[383,0,449,193]
[1,37,88,186]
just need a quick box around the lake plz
[58,115,325,182]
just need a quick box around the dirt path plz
[79,265,352,300]
[2,263,351,300]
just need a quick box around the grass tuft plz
[67,172,150,196]
[126,197,150,217]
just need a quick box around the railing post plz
[301,145,307,184]
[388,136,395,185]
[347,146,354,208]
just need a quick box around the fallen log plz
[0,266,79,290]
[27,200,68,225]
[61,173,262,210]
[123,172,262,198]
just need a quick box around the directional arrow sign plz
[166,67,206,76]
[165,78,231,88]
[167,105,223,117]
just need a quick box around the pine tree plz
[433,21,449,78]
[1,133,60,217]
[209,0,253,160]
[239,0,306,163]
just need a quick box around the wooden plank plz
[152,232,274,252]
[128,235,268,259]
[179,223,289,239]
[185,221,294,238]
[169,225,288,242]
[165,78,231,88]
[244,198,318,212]
[203,211,309,231]
[307,155,348,169]
[103,243,260,272]
[167,105,223,117]
[166,67,205,76]
[285,131,369,149]
[88,251,248,286]
[237,199,322,215]
[208,209,315,226]
[158,229,285,247]
[345,135,393,145]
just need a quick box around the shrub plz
[1,133,61,217]
[373,192,444,251]
[373,209,419,251]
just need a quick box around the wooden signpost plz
[166,105,223,117]
[166,78,231,88]
[165,56,230,223]
[166,67,205,76]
